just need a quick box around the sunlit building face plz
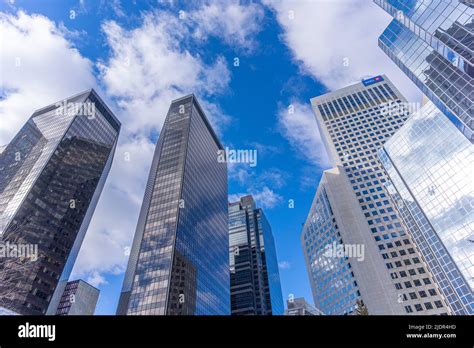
[117,95,229,315]
[375,0,473,142]
[379,101,474,314]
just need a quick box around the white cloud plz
[98,13,232,137]
[186,0,265,51]
[109,0,125,18]
[278,260,291,270]
[264,0,422,102]
[229,186,283,209]
[74,7,243,281]
[277,101,330,167]
[86,271,108,288]
[0,11,96,144]
[71,137,156,280]
[0,4,263,290]
[229,162,287,188]
[228,162,254,185]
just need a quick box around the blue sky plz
[0,0,421,314]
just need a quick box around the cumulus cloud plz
[74,6,243,281]
[229,186,284,209]
[264,0,422,102]
[0,11,96,145]
[0,3,264,290]
[186,0,265,51]
[98,13,232,137]
[277,101,330,167]
[228,162,288,210]
[86,271,108,288]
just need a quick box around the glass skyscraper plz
[0,89,120,315]
[229,195,283,315]
[303,75,449,315]
[117,95,229,315]
[379,102,474,315]
[375,0,473,142]
[375,0,473,315]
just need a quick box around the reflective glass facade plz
[229,195,283,315]
[302,182,362,315]
[0,90,120,315]
[306,76,449,314]
[379,102,474,314]
[117,95,229,315]
[257,208,284,315]
[375,0,473,142]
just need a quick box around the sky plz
[0,0,422,315]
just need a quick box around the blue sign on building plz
[362,75,384,86]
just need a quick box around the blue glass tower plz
[117,95,229,315]
[375,0,473,142]
[229,195,283,315]
[375,0,474,315]
[379,102,474,314]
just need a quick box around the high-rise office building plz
[284,297,323,316]
[378,102,474,314]
[117,95,229,315]
[52,279,100,315]
[0,89,120,315]
[303,75,449,315]
[375,0,473,142]
[375,0,474,315]
[229,195,284,315]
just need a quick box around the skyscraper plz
[117,95,229,315]
[0,89,120,315]
[52,279,100,315]
[229,195,283,315]
[302,75,449,315]
[379,102,473,315]
[375,0,473,315]
[284,297,323,316]
[374,0,473,142]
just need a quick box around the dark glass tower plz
[117,95,229,315]
[0,89,120,315]
[229,195,283,315]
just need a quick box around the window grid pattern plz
[376,0,473,142]
[311,80,448,314]
[126,96,229,315]
[228,196,283,315]
[379,102,474,314]
[302,187,362,315]
[0,91,118,315]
